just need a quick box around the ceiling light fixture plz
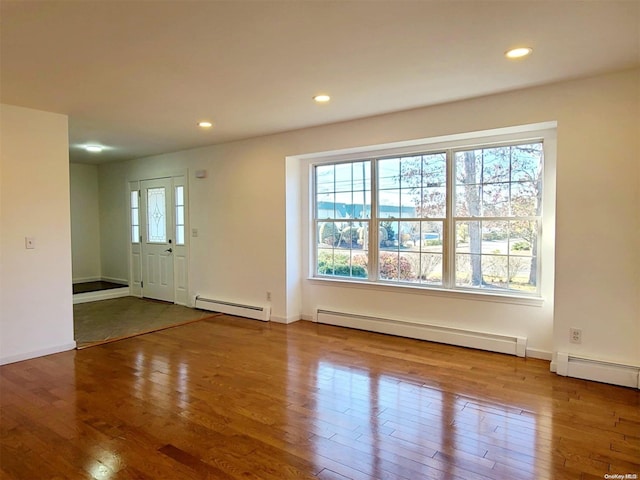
[198,121,213,128]
[313,94,331,103]
[505,47,533,59]
[85,145,103,153]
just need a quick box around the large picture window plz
[313,140,545,296]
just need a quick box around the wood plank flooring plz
[1,316,639,479]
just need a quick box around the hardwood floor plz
[1,316,639,479]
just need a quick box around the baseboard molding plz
[73,287,130,304]
[1,342,77,366]
[525,348,552,361]
[316,308,527,357]
[101,276,128,285]
[72,276,101,284]
[271,315,301,324]
[556,352,640,389]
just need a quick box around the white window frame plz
[306,123,556,304]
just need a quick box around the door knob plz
[165,248,173,253]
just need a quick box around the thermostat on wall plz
[195,169,207,178]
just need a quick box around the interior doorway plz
[129,174,189,305]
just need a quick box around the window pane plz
[316,193,335,219]
[379,220,399,250]
[316,161,370,221]
[130,191,139,244]
[352,161,371,189]
[400,189,419,218]
[511,182,539,216]
[482,221,508,254]
[421,221,443,253]
[482,254,508,289]
[334,163,353,192]
[147,187,166,242]
[316,220,368,279]
[420,253,442,285]
[455,253,481,287]
[455,150,482,185]
[456,221,481,254]
[482,146,510,183]
[378,158,400,189]
[378,189,400,218]
[421,187,446,218]
[482,182,510,216]
[423,153,446,186]
[455,184,481,217]
[509,220,537,254]
[511,143,543,183]
[176,227,185,245]
[175,185,184,206]
[316,164,334,193]
[176,205,184,226]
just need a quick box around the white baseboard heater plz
[556,353,640,389]
[194,296,270,322]
[316,308,527,357]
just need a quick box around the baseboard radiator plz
[556,353,640,389]
[316,309,527,357]
[194,296,270,322]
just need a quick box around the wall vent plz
[194,296,270,322]
[316,308,526,357]
[556,352,640,389]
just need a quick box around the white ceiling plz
[2,1,639,164]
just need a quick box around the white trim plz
[526,348,552,361]
[556,352,640,389]
[1,342,77,366]
[316,308,527,357]
[129,171,190,305]
[73,288,130,304]
[307,277,544,307]
[100,276,128,285]
[270,315,301,324]
[301,122,556,304]
[293,122,558,163]
[72,276,101,284]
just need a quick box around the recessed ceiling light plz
[505,47,533,59]
[198,121,213,128]
[313,94,331,103]
[85,145,103,153]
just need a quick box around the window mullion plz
[369,159,379,281]
[444,149,455,288]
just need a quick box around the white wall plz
[0,104,75,364]
[69,163,102,282]
[98,68,639,367]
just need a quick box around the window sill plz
[306,276,545,307]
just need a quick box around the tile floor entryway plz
[73,297,218,348]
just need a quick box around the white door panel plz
[141,178,174,302]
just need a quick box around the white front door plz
[140,178,174,302]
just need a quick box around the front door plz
[140,178,174,302]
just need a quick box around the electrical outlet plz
[266,291,271,301]
[569,327,582,344]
